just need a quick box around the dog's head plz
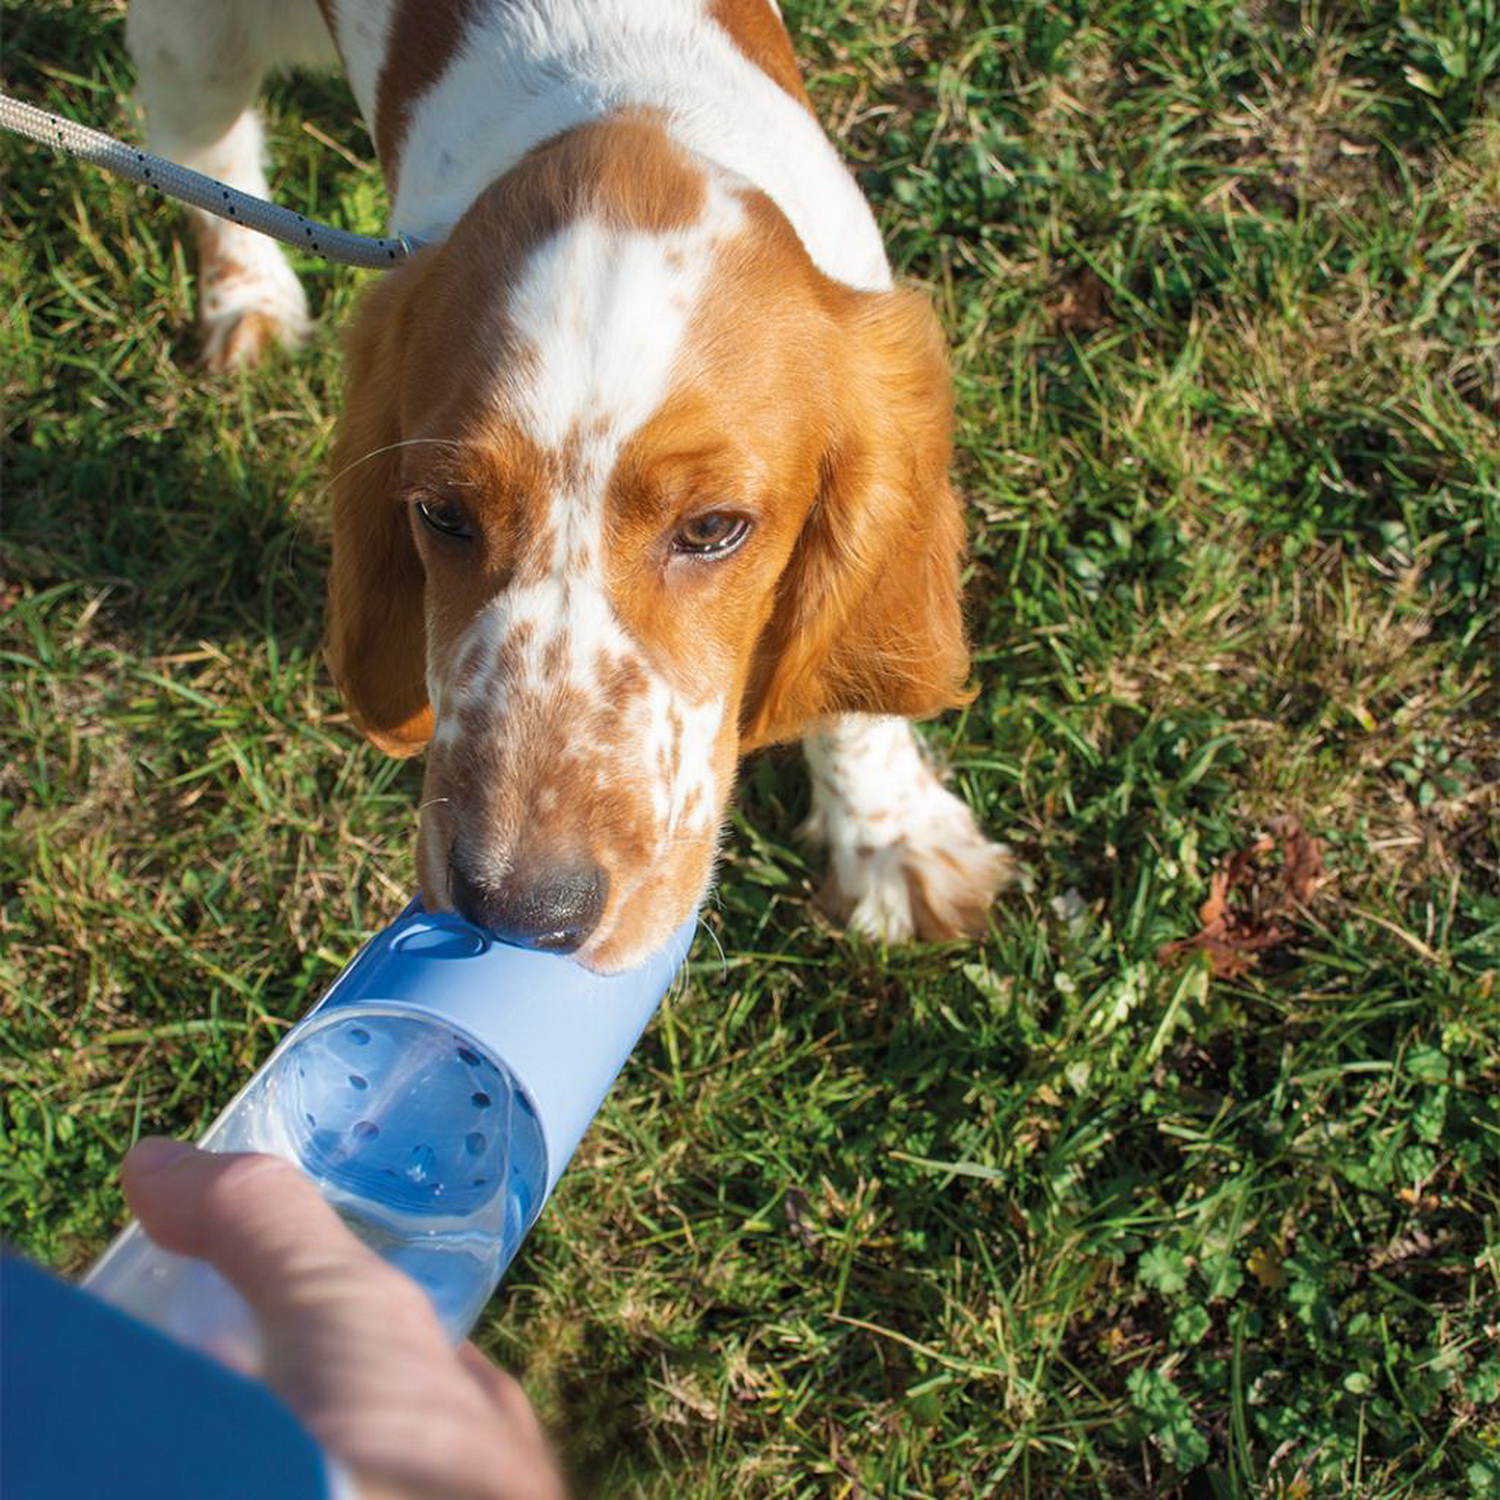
[325,116,971,970]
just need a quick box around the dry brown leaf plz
[1047,267,1108,334]
[1158,819,1327,978]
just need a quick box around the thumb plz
[122,1138,417,1326]
[122,1141,568,1500]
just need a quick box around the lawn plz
[2,1,1498,1495]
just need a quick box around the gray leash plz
[0,91,421,270]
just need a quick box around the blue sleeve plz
[1,1254,341,1500]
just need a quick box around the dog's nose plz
[448,854,607,953]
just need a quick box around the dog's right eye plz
[414,495,475,540]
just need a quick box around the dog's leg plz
[127,0,334,370]
[800,714,1012,942]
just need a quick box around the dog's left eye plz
[673,511,751,558]
[414,495,475,540]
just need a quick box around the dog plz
[127,0,1011,971]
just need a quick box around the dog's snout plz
[449,852,607,953]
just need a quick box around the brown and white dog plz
[128,0,1011,971]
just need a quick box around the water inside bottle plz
[219,1006,548,1340]
[87,1006,550,1352]
[330,1203,507,1335]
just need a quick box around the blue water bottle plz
[85,899,696,1364]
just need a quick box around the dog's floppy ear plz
[324,270,433,757]
[739,285,973,750]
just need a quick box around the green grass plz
[3,1,1498,1494]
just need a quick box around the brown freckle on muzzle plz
[458,694,496,740]
[599,653,647,708]
[457,636,490,688]
[653,737,682,788]
[492,620,536,686]
[591,704,621,744]
[452,621,536,735]
[548,429,589,490]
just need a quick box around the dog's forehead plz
[497,178,747,455]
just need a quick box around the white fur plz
[426,179,744,886]
[324,0,891,291]
[324,0,397,126]
[498,177,745,447]
[802,715,1012,942]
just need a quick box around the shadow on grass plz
[5,7,376,659]
[5,411,331,655]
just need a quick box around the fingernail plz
[126,1137,196,1176]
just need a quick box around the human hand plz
[122,1138,567,1500]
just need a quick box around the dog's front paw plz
[801,718,1012,943]
[201,307,308,371]
[197,224,311,372]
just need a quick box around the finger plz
[458,1345,547,1433]
[123,1139,415,1323]
[125,1142,464,1437]
[124,1142,568,1499]
[457,1349,568,1497]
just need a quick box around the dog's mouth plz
[445,846,609,954]
[414,793,717,974]
[413,617,737,971]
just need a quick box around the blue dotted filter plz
[275,1010,540,1220]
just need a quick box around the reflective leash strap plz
[0,91,421,270]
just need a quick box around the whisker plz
[316,437,468,501]
[693,910,729,980]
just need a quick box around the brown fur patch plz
[600,654,648,708]
[735,269,974,748]
[205,309,281,373]
[196,219,253,290]
[457,635,490,688]
[906,856,992,940]
[708,0,814,110]
[374,0,488,180]
[490,620,535,691]
[506,110,709,236]
[200,253,248,288]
